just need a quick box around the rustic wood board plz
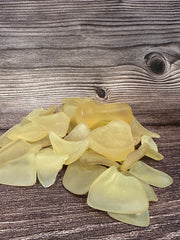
[0,1,180,239]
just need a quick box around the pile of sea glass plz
[0,97,173,227]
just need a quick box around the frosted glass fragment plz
[0,152,36,186]
[36,148,68,188]
[89,120,134,162]
[63,160,106,195]
[130,161,173,188]
[87,166,148,214]
[108,210,150,227]
[49,131,89,165]
[65,123,90,141]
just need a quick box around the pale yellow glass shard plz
[0,140,35,167]
[63,160,106,195]
[79,149,120,168]
[89,120,134,162]
[65,123,90,141]
[36,148,68,188]
[130,117,160,145]
[26,105,56,121]
[130,161,173,188]
[87,166,148,214]
[61,97,92,106]
[121,143,148,172]
[49,131,89,165]
[0,152,36,186]
[108,210,150,227]
[140,181,158,202]
[141,135,164,160]
[8,122,47,142]
[76,101,133,127]
[32,136,51,148]
[32,112,70,137]
[0,124,20,148]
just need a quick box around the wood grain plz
[0,0,180,239]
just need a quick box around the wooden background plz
[0,0,180,239]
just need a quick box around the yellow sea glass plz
[89,120,134,162]
[63,159,106,195]
[49,131,89,165]
[36,148,68,188]
[0,139,38,167]
[108,210,150,227]
[76,100,133,127]
[0,152,36,186]
[87,166,148,214]
[130,161,173,188]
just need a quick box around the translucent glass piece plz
[65,123,90,141]
[76,101,133,127]
[130,161,173,188]
[108,210,150,227]
[26,105,56,121]
[8,122,47,142]
[87,166,148,214]
[32,112,70,137]
[140,181,158,202]
[49,131,89,165]
[0,152,36,186]
[89,120,134,162]
[36,148,68,188]
[0,140,34,167]
[63,160,106,195]
[130,117,160,145]
[121,144,148,172]
[141,135,164,160]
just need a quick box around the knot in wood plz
[144,52,167,75]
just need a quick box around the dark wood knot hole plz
[96,87,106,98]
[144,52,167,75]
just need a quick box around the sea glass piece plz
[0,124,20,148]
[36,148,68,188]
[121,143,149,172]
[63,159,106,195]
[79,149,120,168]
[49,131,89,165]
[0,152,36,186]
[140,181,158,202]
[89,120,134,162]
[141,135,164,160]
[130,117,160,145]
[76,101,133,127]
[26,105,56,121]
[32,112,70,137]
[65,122,90,141]
[8,122,47,142]
[87,166,148,214]
[130,161,173,188]
[108,210,150,227]
[0,139,36,167]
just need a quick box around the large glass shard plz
[63,160,106,195]
[130,161,173,188]
[108,210,150,227]
[36,148,68,188]
[65,123,90,141]
[87,166,148,214]
[0,152,36,186]
[89,120,134,162]
[49,131,89,164]
[0,140,35,167]
[76,101,133,127]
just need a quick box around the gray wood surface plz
[0,0,180,239]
